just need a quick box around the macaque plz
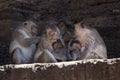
[34,24,62,63]
[74,22,107,59]
[58,20,74,47]
[68,39,83,61]
[9,20,40,64]
[52,40,68,62]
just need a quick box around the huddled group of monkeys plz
[9,19,107,64]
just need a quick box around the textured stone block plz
[0,58,120,80]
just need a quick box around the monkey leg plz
[37,49,57,63]
[11,48,26,64]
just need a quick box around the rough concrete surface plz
[0,58,120,80]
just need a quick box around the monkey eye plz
[23,22,28,26]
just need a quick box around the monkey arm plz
[17,33,40,47]
[25,37,40,44]
[24,37,40,47]
[81,41,91,59]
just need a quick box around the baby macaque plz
[52,40,68,62]
[74,22,107,59]
[68,39,83,61]
[9,20,39,64]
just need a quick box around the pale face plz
[74,23,83,34]
[23,21,38,36]
[47,28,60,43]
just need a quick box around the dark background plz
[0,0,120,65]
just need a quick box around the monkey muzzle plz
[32,30,38,36]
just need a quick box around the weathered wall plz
[0,58,120,80]
[0,0,120,65]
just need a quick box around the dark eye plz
[23,22,27,26]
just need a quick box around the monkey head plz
[68,39,83,60]
[62,32,72,43]
[69,39,82,51]
[74,22,85,32]
[58,22,66,33]
[74,22,90,42]
[45,24,61,43]
[58,19,74,33]
[22,21,38,36]
[52,40,63,50]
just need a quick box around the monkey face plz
[58,22,66,31]
[23,21,38,36]
[74,22,85,32]
[52,42,62,50]
[47,28,60,43]
[31,25,38,36]
[75,23,81,32]
[63,32,72,43]
[74,22,88,39]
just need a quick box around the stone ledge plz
[0,58,120,80]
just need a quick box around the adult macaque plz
[9,20,40,64]
[74,22,107,59]
[34,24,62,63]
